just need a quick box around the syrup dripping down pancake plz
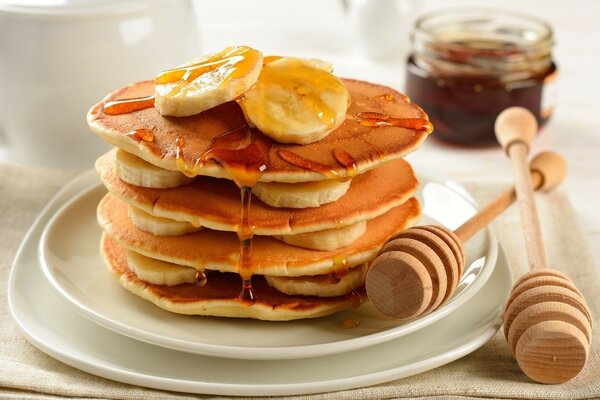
[102,235,363,321]
[96,149,418,236]
[88,79,430,183]
[98,194,421,277]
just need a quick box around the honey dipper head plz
[366,225,464,320]
[495,107,538,152]
[530,151,567,191]
[366,251,433,320]
[503,270,592,384]
[516,320,589,384]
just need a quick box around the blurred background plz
[1,0,598,256]
[192,0,600,259]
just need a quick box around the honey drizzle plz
[156,46,261,98]
[346,289,362,308]
[263,55,282,65]
[237,185,255,302]
[329,255,349,285]
[277,149,340,180]
[195,270,207,287]
[376,93,396,102]
[332,149,358,179]
[356,112,433,132]
[175,127,270,302]
[126,129,154,142]
[339,319,360,329]
[103,95,155,115]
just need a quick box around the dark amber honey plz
[406,57,557,146]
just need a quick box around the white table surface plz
[194,0,600,262]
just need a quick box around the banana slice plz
[238,57,350,144]
[127,250,198,286]
[265,264,367,297]
[128,205,202,237]
[277,221,366,251]
[252,179,350,208]
[115,149,194,189]
[264,55,333,72]
[155,46,263,117]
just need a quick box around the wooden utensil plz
[495,106,592,384]
[366,151,565,321]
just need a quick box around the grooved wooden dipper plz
[495,107,591,384]
[366,151,565,322]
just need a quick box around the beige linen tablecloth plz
[0,162,598,400]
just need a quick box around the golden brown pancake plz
[96,149,418,235]
[98,193,421,277]
[102,234,362,320]
[88,79,430,183]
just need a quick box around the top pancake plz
[88,79,430,183]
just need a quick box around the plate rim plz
[36,170,497,360]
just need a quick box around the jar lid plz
[0,0,162,16]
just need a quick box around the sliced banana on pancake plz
[127,247,364,298]
[238,57,350,144]
[252,179,351,208]
[265,264,367,297]
[129,200,363,250]
[110,148,352,208]
[115,149,194,189]
[155,46,263,117]
[127,249,199,286]
[278,221,367,251]
[264,55,334,72]
[104,235,358,320]
[128,205,202,237]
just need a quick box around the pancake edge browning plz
[88,79,430,183]
[102,234,361,321]
[98,193,421,277]
[96,149,419,236]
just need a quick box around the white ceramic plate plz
[36,171,497,360]
[7,170,511,395]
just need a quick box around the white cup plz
[0,0,201,170]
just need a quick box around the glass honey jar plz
[405,9,557,146]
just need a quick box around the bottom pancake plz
[102,234,365,321]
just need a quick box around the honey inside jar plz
[405,10,557,146]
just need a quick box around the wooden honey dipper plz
[495,107,592,384]
[366,151,566,322]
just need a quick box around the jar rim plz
[411,8,554,80]
[413,7,554,51]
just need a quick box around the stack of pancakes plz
[88,78,431,321]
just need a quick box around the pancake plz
[88,79,431,183]
[98,193,421,277]
[125,248,368,297]
[96,149,418,235]
[264,264,368,298]
[102,234,362,320]
[128,201,367,251]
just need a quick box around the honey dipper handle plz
[508,144,548,270]
[495,107,548,271]
[454,170,541,242]
[454,151,566,243]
